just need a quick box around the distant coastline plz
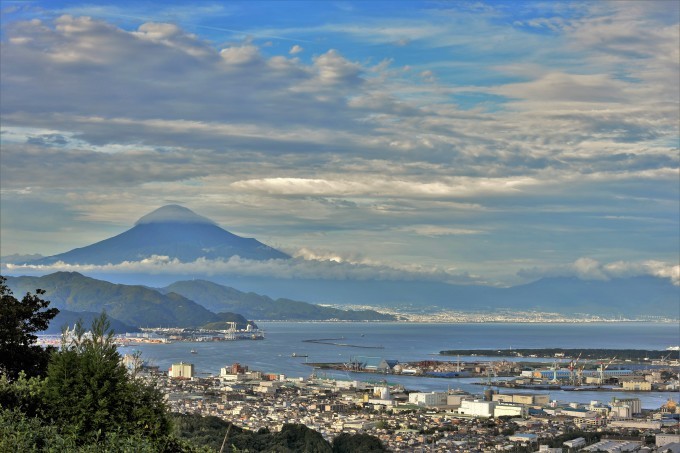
[255,317,680,324]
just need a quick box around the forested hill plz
[4,272,396,328]
[162,279,396,321]
[4,272,251,329]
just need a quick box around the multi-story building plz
[492,393,549,406]
[494,403,528,418]
[611,397,641,415]
[457,400,496,418]
[170,362,194,379]
[408,392,448,407]
[622,381,652,391]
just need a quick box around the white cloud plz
[518,257,680,286]
[492,72,628,103]
[398,225,486,237]
[0,7,677,285]
[230,176,540,198]
[219,44,262,65]
[310,49,362,86]
[1,255,476,283]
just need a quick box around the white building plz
[610,404,632,419]
[608,420,662,430]
[583,440,641,452]
[509,433,538,443]
[538,445,563,453]
[457,400,496,418]
[494,403,528,418]
[373,386,391,400]
[611,397,641,415]
[563,437,586,449]
[408,392,448,407]
[657,435,680,448]
[492,393,550,406]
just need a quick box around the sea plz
[119,322,680,409]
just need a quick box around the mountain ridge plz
[161,279,397,321]
[4,272,228,328]
[4,272,397,326]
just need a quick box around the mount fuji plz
[32,205,290,265]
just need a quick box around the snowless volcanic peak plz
[29,204,291,264]
[135,205,216,226]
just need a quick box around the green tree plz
[0,276,59,380]
[0,407,197,453]
[0,372,46,417]
[270,423,332,452]
[332,432,389,452]
[41,314,171,445]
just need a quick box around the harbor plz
[114,322,680,408]
[303,354,679,393]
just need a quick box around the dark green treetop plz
[41,314,171,445]
[0,275,59,380]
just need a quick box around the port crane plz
[598,357,616,384]
[652,352,673,366]
[484,363,498,386]
[568,353,582,386]
[576,365,586,386]
[549,358,566,384]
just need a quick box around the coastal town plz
[303,346,680,393]
[128,355,680,452]
[330,307,680,324]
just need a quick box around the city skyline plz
[1,0,678,286]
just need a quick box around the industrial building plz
[457,400,496,418]
[532,368,633,380]
[611,397,642,415]
[494,403,528,418]
[408,391,448,407]
[492,393,550,406]
[169,362,194,379]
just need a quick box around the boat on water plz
[190,349,197,354]
[291,353,308,358]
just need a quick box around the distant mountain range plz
[210,275,677,318]
[4,272,396,332]
[27,205,289,265]
[2,205,677,319]
[161,280,396,321]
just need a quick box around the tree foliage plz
[0,407,204,453]
[0,286,390,452]
[41,314,171,444]
[332,432,389,452]
[172,415,333,452]
[0,275,59,380]
[171,414,387,452]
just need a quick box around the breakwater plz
[303,338,385,349]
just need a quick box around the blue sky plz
[1,0,678,286]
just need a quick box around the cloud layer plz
[1,1,678,286]
[3,255,677,286]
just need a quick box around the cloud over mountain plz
[30,205,290,265]
[0,2,677,286]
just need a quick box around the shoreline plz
[257,319,680,324]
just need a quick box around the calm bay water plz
[120,322,680,408]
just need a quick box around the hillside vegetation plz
[163,279,396,321]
